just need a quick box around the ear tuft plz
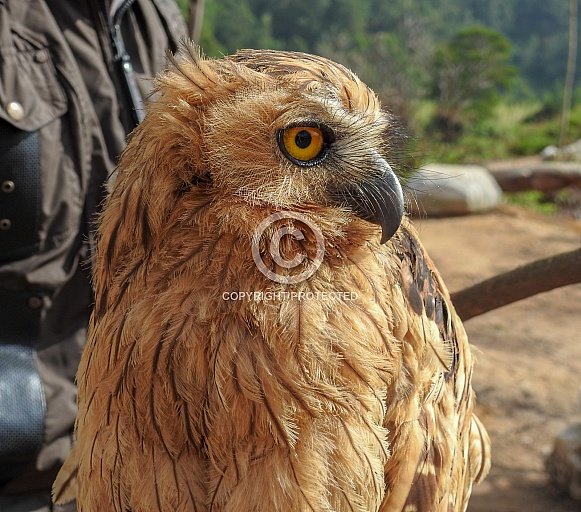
[161,41,259,106]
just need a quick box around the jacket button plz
[34,49,50,63]
[0,218,11,230]
[27,296,43,309]
[1,180,15,193]
[6,101,24,121]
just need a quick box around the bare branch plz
[451,248,581,321]
[488,162,581,192]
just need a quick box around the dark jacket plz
[0,0,186,497]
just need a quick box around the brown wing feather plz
[380,221,490,512]
[52,444,78,505]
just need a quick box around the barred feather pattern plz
[53,44,490,512]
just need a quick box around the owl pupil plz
[295,130,312,149]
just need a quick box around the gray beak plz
[329,155,404,244]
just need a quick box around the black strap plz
[0,121,41,262]
[0,289,42,342]
[110,0,145,128]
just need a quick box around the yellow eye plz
[278,126,327,165]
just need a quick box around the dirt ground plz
[414,204,581,512]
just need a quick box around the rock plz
[545,422,581,501]
[561,139,581,161]
[406,163,503,216]
[541,145,559,160]
[544,138,581,162]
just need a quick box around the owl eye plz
[278,125,331,166]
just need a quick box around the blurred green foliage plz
[195,0,578,100]
[505,191,558,214]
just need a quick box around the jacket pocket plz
[0,9,78,262]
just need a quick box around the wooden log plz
[451,248,581,321]
[488,162,581,192]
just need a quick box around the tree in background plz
[431,26,516,141]
[560,0,579,146]
[195,0,578,102]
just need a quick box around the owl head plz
[119,44,405,245]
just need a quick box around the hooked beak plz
[329,155,404,244]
